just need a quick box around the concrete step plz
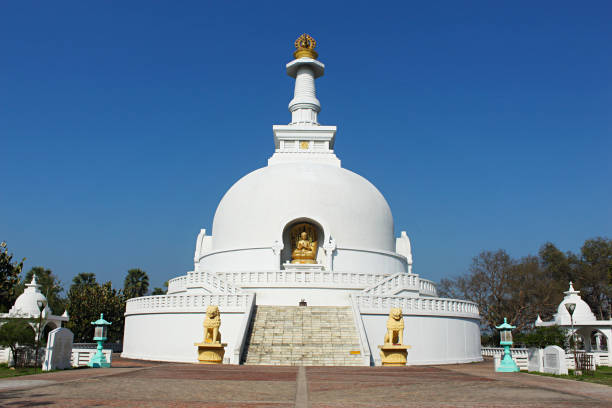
[243,306,364,366]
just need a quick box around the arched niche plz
[591,329,608,351]
[41,321,58,346]
[280,218,325,266]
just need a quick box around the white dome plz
[554,282,596,325]
[9,277,51,317]
[200,162,405,273]
[212,162,394,251]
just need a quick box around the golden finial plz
[293,34,318,59]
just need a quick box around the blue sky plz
[1,1,610,292]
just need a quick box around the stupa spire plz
[269,35,339,167]
[287,34,325,126]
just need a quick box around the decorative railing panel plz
[215,270,391,288]
[125,294,254,314]
[187,271,243,294]
[167,275,187,294]
[419,278,437,297]
[355,295,479,317]
[361,273,437,297]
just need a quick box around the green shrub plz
[515,326,566,348]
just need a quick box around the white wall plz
[122,311,246,364]
[250,287,358,306]
[361,313,482,365]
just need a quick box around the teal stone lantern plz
[495,317,519,372]
[88,313,112,368]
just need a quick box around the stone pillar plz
[595,331,603,351]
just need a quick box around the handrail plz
[187,271,243,294]
[361,273,437,297]
[349,294,372,366]
[232,294,257,364]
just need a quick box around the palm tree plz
[70,273,97,290]
[123,269,149,299]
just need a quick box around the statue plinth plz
[194,341,227,364]
[283,262,325,271]
[378,344,411,366]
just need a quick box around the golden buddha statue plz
[290,224,318,264]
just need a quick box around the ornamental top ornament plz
[293,34,318,60]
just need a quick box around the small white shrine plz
[536,282,611,352]
[0,276,69,364]
[122,35,482,366]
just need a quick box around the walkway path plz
[0,357,610,407]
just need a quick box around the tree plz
[66,281,125,342]
[0,242,24,313]
[574,237,612,320]
[123,268,149,299]
[70,273,97,291]
[15,267,65,315]
[0,318,35,366]
[438,250,560,333]
[539,242,576,283]
[150,280,169,295]
[439,250,514,331]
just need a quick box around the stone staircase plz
[243,306,364,366]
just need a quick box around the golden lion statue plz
[384,307,404,345]
[203,305,221,344]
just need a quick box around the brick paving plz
[0,357,610,407]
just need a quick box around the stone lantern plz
[496,317,519,372]
[88,313,111,368]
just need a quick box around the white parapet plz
[355,295,479,317]
[354,294,482,365]
[123,293,255,364]
[125,293,254,314]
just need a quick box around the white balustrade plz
[355,295,479,317]
[362,273,437,297]
[214,270,391,288]
[125,293,254,314]
[167,270,439,298]
[482,347,529,370]
[419,278,437,297]
[187,271,243,294]
[481,347,529,358]
[167,275,187,294]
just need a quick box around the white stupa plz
[122,35,482,365]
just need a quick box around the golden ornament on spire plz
[293,34,318,59]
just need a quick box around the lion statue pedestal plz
[194,305,228,364]
[378,307,411,366]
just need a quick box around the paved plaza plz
[0,357,611,407]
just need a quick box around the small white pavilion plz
[0,276,69,363]
[536,282,610,352]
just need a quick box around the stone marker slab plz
[42,327,73,371]
[543,345,568,375]
[527,347,543,372]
